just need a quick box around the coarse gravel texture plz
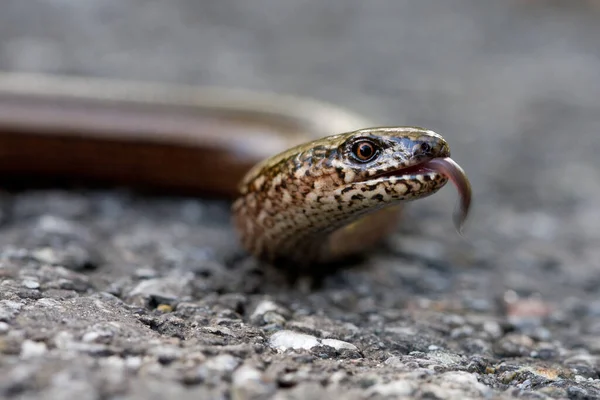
[1,1,600,399]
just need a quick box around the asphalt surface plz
[1,1,600,399]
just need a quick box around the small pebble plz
[250,300,288,325]
[320,338,358,351]
[148,345,183,364]
[0,300,24,321]
[203,354,240,372]
[269,331,319,351]
[20,340,48,359]
[134,268,159,279]
[269,330,358,353]
[494,333,535,357]
[156,304,173,313]
[482,320,503,339]
[22,280,40,289]
[82,330,113,343]
[231,364,276,400]
[367,380,415,397]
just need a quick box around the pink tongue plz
[425,157,472,234]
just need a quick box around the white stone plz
[269,330,319,351]
[367,380,415,396]
[22,280,40,289]
[251,300,281,320]
[320,338,358,351]
[204,354,240,372]
[269,330,358,353]
[20,340,48,359]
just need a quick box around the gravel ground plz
[1,1,600,399]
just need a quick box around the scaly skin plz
[0,73,471,271]
[232,126,455,267]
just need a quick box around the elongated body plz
[0,73,471,271]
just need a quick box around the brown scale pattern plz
[232,127,452,269]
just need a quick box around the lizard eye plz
[351,140,379,162]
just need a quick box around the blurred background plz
[3,1,600,398]
[1,1,600,294]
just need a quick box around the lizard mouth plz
[373,160,438,179]
[374,157,472,233]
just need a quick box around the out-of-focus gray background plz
[1,1,600,399]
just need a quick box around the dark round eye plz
[420,142,432,153]
[352,140,378,162]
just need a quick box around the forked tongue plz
[426,157,472,234]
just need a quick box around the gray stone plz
[231,364,276,400]
[250,300,289,326]
[367,380,416,397]
[147,345,184,364]
[127,274,194,305]
[494,334,536,358]
[203,354,240,372]
[0,300,24,321]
